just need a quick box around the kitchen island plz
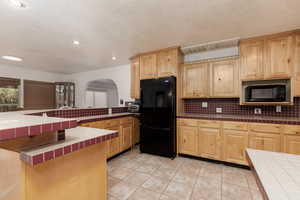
[246,149,300,200]
[0,112,117,200]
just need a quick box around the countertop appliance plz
[140,76,176,158]
[127,101,140,113]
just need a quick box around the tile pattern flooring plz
[108,147,263,200]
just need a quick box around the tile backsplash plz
[184,98,300,118]
[29,107,128,118]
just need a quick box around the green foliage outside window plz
[0,88,19,111]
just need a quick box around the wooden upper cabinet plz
[140,53,157,80]
[264,34,295,79]
[130,57,140,99]
[240,40,264,80]
[294,33,300,96]
[182,63,210,98]
[211,59,239,97]
[157,49,178,78]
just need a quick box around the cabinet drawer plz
[248,123,281,134]
[198,120,221,128]
[120,117,133,125]
[106,119,120,127]
[223,121,248,131]
[283,125,300,135]
[93,121,107,128]
[177,119,198,127]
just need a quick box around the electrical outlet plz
[276,105,282,113]
[216,108,222,113]
[254,108,262,114]
[202,102,208,108]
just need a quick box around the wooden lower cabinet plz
[248,132,281,152]
[283,135,300,155]
[223,130,248,165]
[198,127,221,160]
[120,123,133,152]
[133,117,140,145]
[80,116,136,159]
[178,126,198,156]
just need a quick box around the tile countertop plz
[177,113,300,125]
[246,149,300,200]
[20,126,118,166]
[0,112,77,141]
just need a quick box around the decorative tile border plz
[20,132,118,166]
[177,115,300,125]
[28,107,128,118]
[0,120,78,141]
[78,113,137,124]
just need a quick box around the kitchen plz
[1,0,300,200]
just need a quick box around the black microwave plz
[245,85,287,102]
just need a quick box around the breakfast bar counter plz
[0,111,117,200]
[246,149,300,200]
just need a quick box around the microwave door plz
[245,85,286,102]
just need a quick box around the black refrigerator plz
[140,76,176,158]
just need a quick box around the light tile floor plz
[107,146,263,200]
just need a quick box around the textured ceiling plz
[0,0,300,74]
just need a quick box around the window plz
[0,77,20,112]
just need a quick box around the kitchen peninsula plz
[0,111,118,200]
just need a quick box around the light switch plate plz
[254,108,262,114]
[216,108,222,113]
[202,102,208,108]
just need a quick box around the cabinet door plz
[140,53,157,80]
[157,49,177,78]
[182,63,209,98]
[198,127,221,160]
[107,126,120,158]
[265,34,295,79]
[240,40,264,80]
[120,123,132,151]
[249,132,281,152]
[294,33,300,96]
[211,59,239,97]
[130,57,140,99]
[178,126,198,156]
[283,135,300,155]
[223,130,248,165]
[133,118,140,145]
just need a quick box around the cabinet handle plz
[218,78,221,81]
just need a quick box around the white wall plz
[65,64,131,108]
[0,64,64,82]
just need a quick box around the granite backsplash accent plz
[184,98,300,118]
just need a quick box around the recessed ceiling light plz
[112,56,117,60]
[73,40,80,45]
[1,56,23,62]
[9,0,26,8]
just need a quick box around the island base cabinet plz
[198,127,221,160]
[223,130,248,165]
[0,143,107,200]
[178,126,198,156]
[249,132,281,152]
[283,135,300,155]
